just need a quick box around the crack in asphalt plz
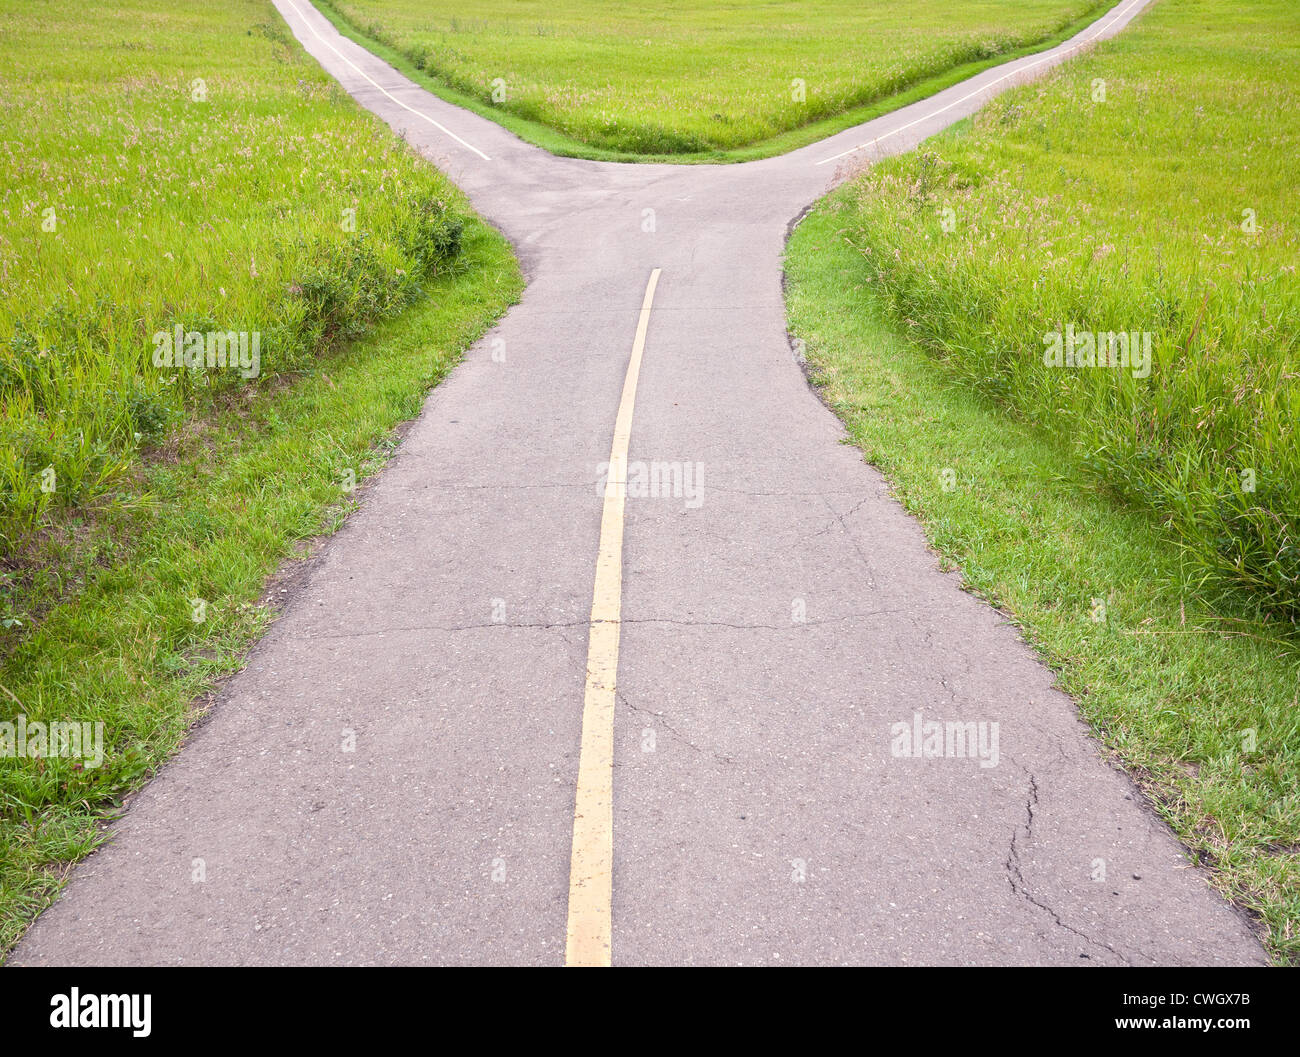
[1003,774,1133,966]
[619,690,735,765]
[817,494,879,587]
[296,607,940,642]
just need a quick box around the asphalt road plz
[13,0,1268,965]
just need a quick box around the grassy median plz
[319,0,1112,160]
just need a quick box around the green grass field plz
[322,0,1111,157]
[0,0,521,955]
[0,0,472,560]
[817,0,1298,621]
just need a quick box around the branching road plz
[14,0,1267,965]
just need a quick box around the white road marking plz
[280,0,492,161]
[814,0,1151,166]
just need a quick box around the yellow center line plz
[564,267,662,967]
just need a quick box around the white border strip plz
[814,0,1150,166]
[280,0,492,161]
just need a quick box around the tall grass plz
[326,0,1109,154]
[0,0,468,560]
[833,0,1298,619]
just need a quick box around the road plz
[13,0,1267,965]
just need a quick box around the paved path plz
[14,0,1267,965]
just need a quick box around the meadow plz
[822,0,1298,620]
[322,0,1112,156]
[0,0,520,953]
[0,0,468,560]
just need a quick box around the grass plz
[318,0,1115,160]
[785,198,1299,964]
[819,0,1298,619]
[0,0,522,958]
[0,0,470,558]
